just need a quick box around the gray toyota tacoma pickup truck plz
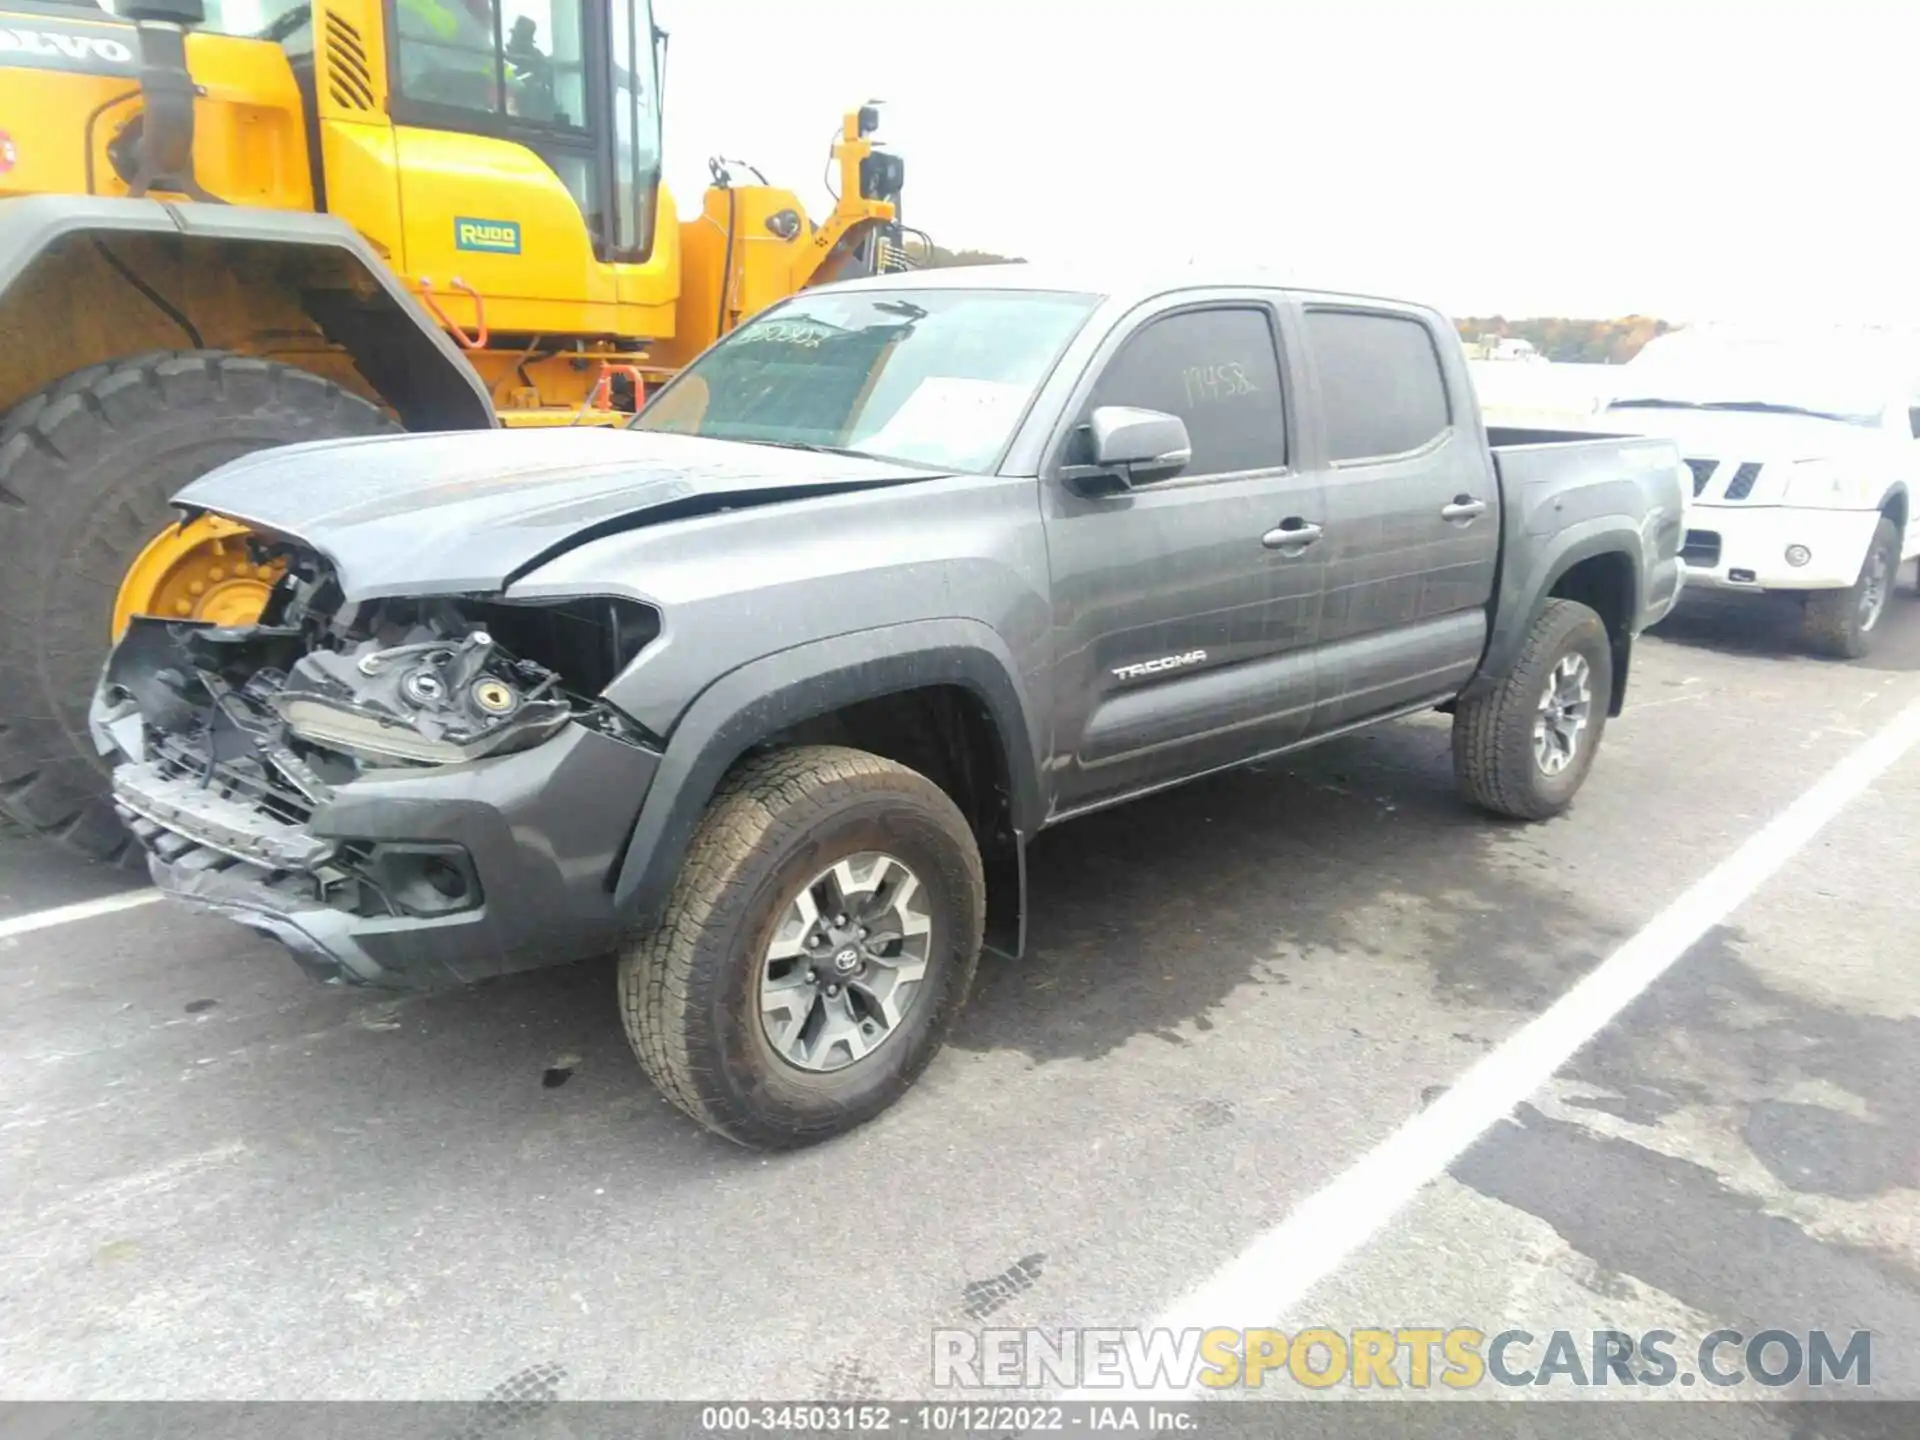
[91,267,1687,1149]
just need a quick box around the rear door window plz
[1304,308,1452,463]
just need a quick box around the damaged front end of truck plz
[91,539,664,990]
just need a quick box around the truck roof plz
[817,261,1449,323]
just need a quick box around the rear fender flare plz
[612,618,1044,935]
[1463,520,1645,713]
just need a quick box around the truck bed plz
[1485,426,1688,535]
[1472,424,1690,704]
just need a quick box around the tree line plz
[1456,315,1672,365]
[918,245,1024,268]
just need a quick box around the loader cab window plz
[500,0,588,124]
[607,0,662,257]
[392,0,586,124]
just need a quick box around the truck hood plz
[171,427,945,600]
[1594,405,1890,462]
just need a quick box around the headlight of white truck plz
[1781,460,1875,508]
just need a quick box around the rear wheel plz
[1803,516,1900,661]
[0,351,400,862]
[1453,598,1614,821]
[619,745,985,1149]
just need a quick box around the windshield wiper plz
[751,437,951,472]
[1699,401,1858,422]
[1606,397,1864,424]
[751,439,877,458]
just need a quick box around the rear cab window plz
[1302,307,1453,463]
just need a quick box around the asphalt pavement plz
[3,580,1918,1412]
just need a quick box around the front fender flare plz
[612,618,1044,930]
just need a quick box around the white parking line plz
[1081,692,1920,1402]
[0,889,164,943]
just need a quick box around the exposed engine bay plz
[92,539,659,939]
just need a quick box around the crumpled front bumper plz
[111,722,660,990]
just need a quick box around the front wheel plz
[618,745,986,1149]
[1802,516,1900,661]
[1452,598,1614,821]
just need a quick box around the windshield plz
[1606,332,1912,426]
[634,288,1101,472]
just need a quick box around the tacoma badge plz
[1111,649,1208,681]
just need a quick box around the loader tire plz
[618,745,985,1150]
[0,351,400,863]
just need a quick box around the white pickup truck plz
[1597,326,1920,658]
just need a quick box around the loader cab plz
[77,0,670,331]
[381,0,664,266]
[249,0,666,335]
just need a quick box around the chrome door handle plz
[1262,520,1323,550]
[1441,497,1488,522]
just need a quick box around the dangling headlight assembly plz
[275,694,570,766]
[273,630,573,768]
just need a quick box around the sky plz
[655,0,1918,326]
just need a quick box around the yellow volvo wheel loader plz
[0,0,922,860]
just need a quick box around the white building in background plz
[1461,335,1550,364]
[1486,336,1548,364]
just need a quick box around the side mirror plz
[1065,406,1192,494]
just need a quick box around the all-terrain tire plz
[0,351,400,862]
[1802,516,1901,661]
[619,744,986,1150]
[1453,598,1614,821]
